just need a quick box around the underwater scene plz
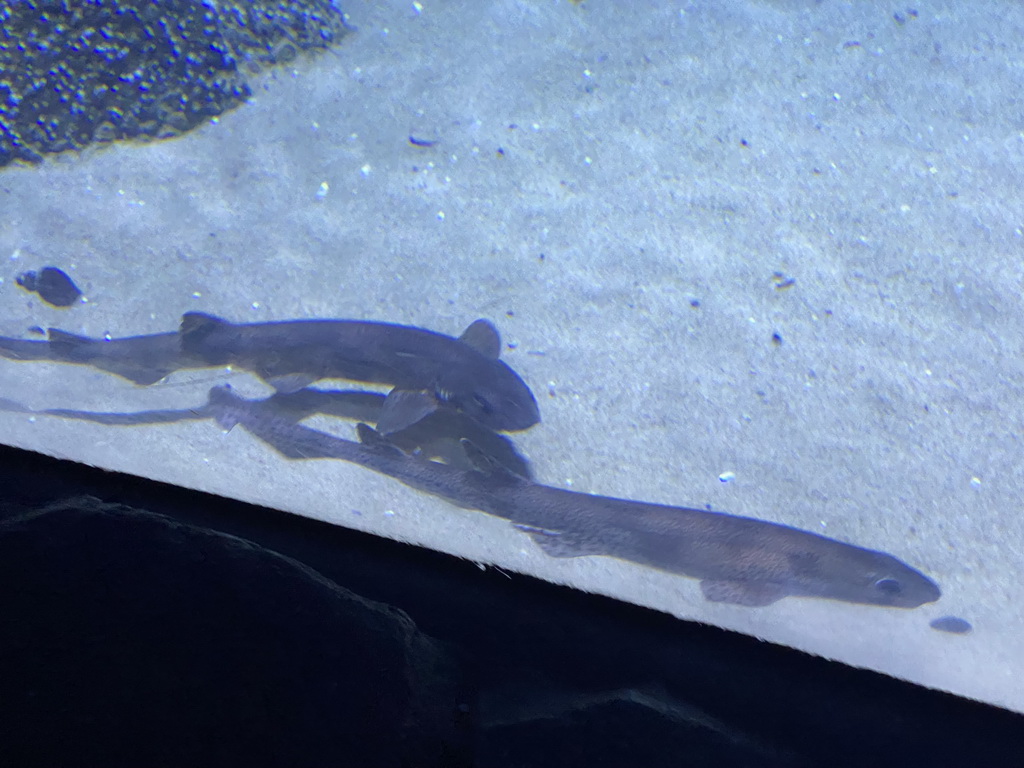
[1,0,1021,714]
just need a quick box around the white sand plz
[1,0,1021,712]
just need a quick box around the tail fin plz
[0,335,55,362]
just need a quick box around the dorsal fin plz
[458,319,501,358]
[46,328,91,348]
[179,311,228,341]
[460,438,524,487]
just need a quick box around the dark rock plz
[0,0,350,167]
[930,616,973,634]
[15,265,82,306]
[0,496,470,767]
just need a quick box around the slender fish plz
[0,314,540,432]
[178,313,540,431]
[206,386,941,609]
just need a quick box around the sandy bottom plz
[0,0,1021,713]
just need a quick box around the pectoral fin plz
[180,311,229,339]
[376,389,439,435]
[417,438,475,469]
[699,579,787,607]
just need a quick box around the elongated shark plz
[202,386,940,609]
[0,385,940,607]
[177,313,539,432]
[0,386,533,479]
[0,314,541,432]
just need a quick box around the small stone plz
[929,616,973,634]
[16,266,82,308]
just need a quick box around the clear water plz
[0,0,1020,711]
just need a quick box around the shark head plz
[439,358,540,432]
[787,542,942,608]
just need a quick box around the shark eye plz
[873,577,903,596]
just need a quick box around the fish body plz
[0,384,532,478]
[495,479,940,607]
[206,386,941,609]
[0,314,540,432]
[181,312,539,431]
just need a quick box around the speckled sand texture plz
[1,1,1021,713]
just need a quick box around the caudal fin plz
[0,335,55,362]
[48,328,183,385]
